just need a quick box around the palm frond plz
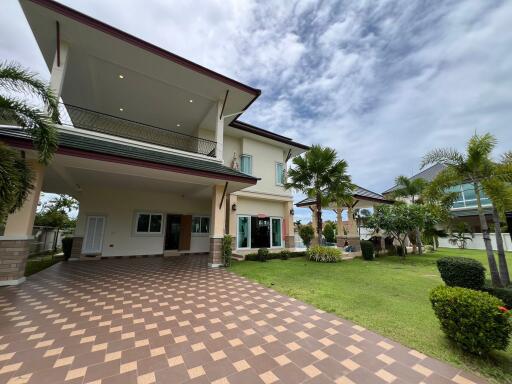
[420,149,464,169]
[0,61,59,121]
[0,95,58,164]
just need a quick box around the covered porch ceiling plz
[42,152,252,200]
[20,0,260,136]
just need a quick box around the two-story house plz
[0,0,308,285]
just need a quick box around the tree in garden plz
[35,194,78,230]
[422,133,510,287]
[322,221,336,243]
[391,175,427,254]
[448,222,474,249]
[285,145,353,243]
[366,203,437,259]
[298,224,314,248]
[0,62,59,221]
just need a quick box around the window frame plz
[275,162,285,186]
[237,215,251,250]
[240,154,253,176]
[192,216,210,235]
[270,216,284,248]
[134,212,164,236]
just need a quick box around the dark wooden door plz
[179,215,192,251]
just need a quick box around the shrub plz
[258,248,269,262]
[322,222,336,243]
[436,256,485,290]
[280,249,291,260]
[360,240,374,260]
[61,237,73,260]
[484,287,512,309]
[222,235,233,267]
[430,285,511,354]
[244,251,306,261]
[299,225,315,248]
[307,245,341,263]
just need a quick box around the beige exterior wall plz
[75,186,211,257]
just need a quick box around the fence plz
[438,233,512,251]
[29,226,71,256]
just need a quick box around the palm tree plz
[422,133,507,287]
[285,145,353,243]
[392,176,427,254]
[0,62,59,220]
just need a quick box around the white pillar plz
[48,41,69,103]
[215,101,224,162]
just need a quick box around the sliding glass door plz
[238,215,250,249]
[271,217,283,248]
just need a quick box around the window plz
[238,216,250,248]
[240,154,252,175]
[192,216,210,234]
[135,213,163,234]
[237,215,284,249]
[448,184,492,209]
[275,162,285,185]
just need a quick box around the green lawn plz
[230,248,512,384]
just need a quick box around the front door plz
[165,215,181,250]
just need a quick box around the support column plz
[344,207,360,251]
[0,161,45,285]
[215,101,224,162]
[284,201,295,249]
[209,184,227,267]
[228,194,237,250]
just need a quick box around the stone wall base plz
[284,235,295,249]
[0,239,30,285]
[209,237,223,267]
[337,236,361,251]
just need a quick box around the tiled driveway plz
[0,255,486,384]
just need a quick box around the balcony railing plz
[59,103,217,157]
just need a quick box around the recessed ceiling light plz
[119,107,124,111]
[189,99,193,103]
[118,74,124,79]
[176,123,181,127]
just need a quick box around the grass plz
[25,254,63,276]
[230,248,512,384]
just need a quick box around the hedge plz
[430,285,511,354]
[244,250,306,261]
[436,256,485,290]
[484,287,512,309]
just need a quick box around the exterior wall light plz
[290,209,295,215]
[232,203,237,211]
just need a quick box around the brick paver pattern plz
[0,255,487,384]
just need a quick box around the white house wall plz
[75,187,211,257]
[236,197,287,217]
[438,233,512,251]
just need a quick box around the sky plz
[2,0,512,223]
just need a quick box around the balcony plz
[59,104,217,158]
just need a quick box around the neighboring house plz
[382,163,512,237]
[0,0,308,285]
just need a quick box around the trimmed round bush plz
[430,285,511,354]
[436,256,485,290]
[257,248,269,262]
[280,250,291,260]
[307,245,341,263]
[61,237,73,260]
[360,240,374,260]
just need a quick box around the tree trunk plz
[492,204,510,286]
[316,193,323,245]
[416,228,423,255]
[475,183,502,287]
